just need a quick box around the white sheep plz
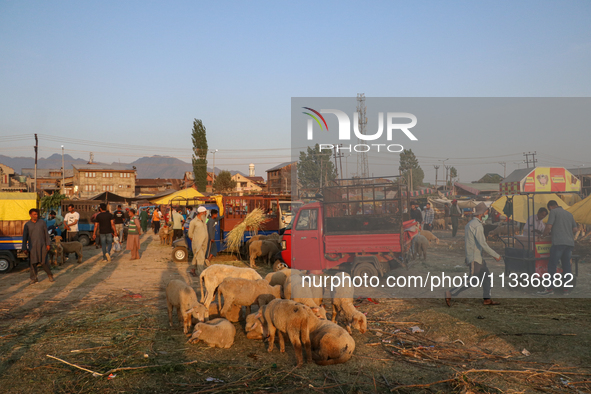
[187,318,236,348]
[199,265,262,309]
[166,280,208,334]
[330,272,367,334]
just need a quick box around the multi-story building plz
[73,164,136,198]
[21,168,74,196]
[266,162,296,194]
[231,173,264,195]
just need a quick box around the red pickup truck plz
[280,177,417,278]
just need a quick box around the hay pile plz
[225,208,266,253]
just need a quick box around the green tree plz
[191,119,208,192]
[40,193,68,215]
[213,170,237,193]
[297,144,336,189]
[399,149,424,190]
[476,173,502,183]
[449,166,458,185]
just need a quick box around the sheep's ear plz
[311,307,319,313]
[185,308,194,314]
[255,310,262,318]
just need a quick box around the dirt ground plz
[1,230,590,394]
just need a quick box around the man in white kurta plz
[189,206,208,276]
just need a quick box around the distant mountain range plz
[0,154,248,179]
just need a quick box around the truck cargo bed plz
[324,233,401,254]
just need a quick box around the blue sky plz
[1,1,590,181]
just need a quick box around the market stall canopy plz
[567,195,591,225]
[0,192,37,221]
[149,188,204,205]
[491,194,569,224]
[88,191,136,203]
[500,167,581,195]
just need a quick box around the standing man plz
[152,207,161,234]
[409,202,423,227]
[113,205,126,241]
[445,203,501,306]
[206,209,223,263]
[93,203,117,262]
[54,210,64,237]
[450,199,462,237]
[539,200,578,296]
[172,207,185,241]
[64,204,80,242]
[22,208,54,285]
[522,207,548,239]
[188,206,208,277]
[423,203,434,231]
[139,208,148,233]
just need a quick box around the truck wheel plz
[78,234,90,247]
[352,262,379,278]
[0,253,14,274]
[172,246,188,263]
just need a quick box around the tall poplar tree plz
[191,119,208,192]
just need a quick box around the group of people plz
[92,203,143,261]
[444,199,579,305]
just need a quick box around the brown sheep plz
[310,320,356,365]
[249,240,280,268]
[420,230,439,244]
[330,272,367,334]
[54,236,83,265]
[260,299,319,367]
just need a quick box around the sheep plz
[166,279,209,334]
[54,236,83,265]
[310,320,356,365]
[249,240,280,268]
[159,225,173,246]
[260,299,320,367]
[199,265,262,309]
[284,272,327,319]
[264,269,293,287]
[419,230,439,244]
[433,218,445,230]
[411,234,429,261]
[216,278,281,318]
[245,311,266,340]
[330,272,367,334]
[207,301,241,323]
[187,318,236,348]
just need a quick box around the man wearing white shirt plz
[522,207,548,238]
[64,204,80,242]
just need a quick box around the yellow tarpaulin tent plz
[491,194,570,224]
[0,192,38,221]
[558,193,582,206]
[567,195,591,225]
[149,188,205,206]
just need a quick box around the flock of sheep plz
[165,264,366,367]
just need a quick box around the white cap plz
[197,206,207,213]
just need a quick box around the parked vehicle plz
[280,177,418,277]
[0,192,37,273]
[60,200,102,246]
[170,195,286,263]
